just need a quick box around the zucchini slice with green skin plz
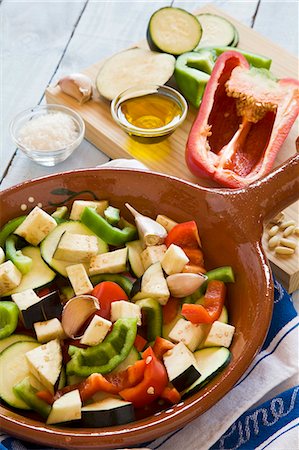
[81,397,135,427]
[2,247,56,296]
[0,340,40,409]
[40,221,108,277]
[0,333,35,354]
[147,7,202,55]
[182,346,231,398]
[195,13,237,50]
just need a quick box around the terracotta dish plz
[0,154,298,449]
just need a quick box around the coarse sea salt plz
[18,112,79,151]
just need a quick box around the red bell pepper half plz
[186,51,299,188]
[182,280,226,324]
[119,347,168,408]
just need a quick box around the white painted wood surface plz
[2,0,298,189]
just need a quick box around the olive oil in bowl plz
[111,85,187,143]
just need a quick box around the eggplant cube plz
[80,315,112,346]
[47,389,81,425]
[15,206,57,246]
[54,232,98,263]
[161,244,189,275]
[81,397,135,427]
[69,200,108,221]
[25,339,62,394]
[34,318,66,343]
[0,261,22,296]
[110,301,142,326]
[168,318,206,351]
[89,248,128,275]
[41,290,63,320]
[11,288,44,328]
[66,263,93,296]
[203,321,235,348]
[140,245,167,270]
[163,342,200,391]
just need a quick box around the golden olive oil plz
[118,93,183,130]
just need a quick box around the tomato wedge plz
[91,281,128,319]
[162,297,180,325]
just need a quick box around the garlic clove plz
[61,294,100,339]
[125,203,167,246]
[57,73,93,104]
[166,273,207,298]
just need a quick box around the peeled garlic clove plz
[166,273,207,298]
[125,203,167,246]
[61,294,100,339]
[57,73,93,104]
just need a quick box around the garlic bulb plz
[57,73,93,104]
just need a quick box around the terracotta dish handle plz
[233,152,299,226]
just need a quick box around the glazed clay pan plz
[0,154,298,449]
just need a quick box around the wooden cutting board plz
[46,5,299,292]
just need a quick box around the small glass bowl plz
[111,84,188,144]
[10,104,85,166]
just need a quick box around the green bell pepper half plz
[81,207,137,246]
[135,298,162,342]
[175,50,214,108]
[13,376,51,419]
[183,266,235,303]
[0,216,26,248]
[66,318,138,376]
[5,235,32,274]
[175,47,272,108]
[0,301,19,340]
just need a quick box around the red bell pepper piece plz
[119,347,168,408]
[152,336,175,360]
[160,385,181,404]
[182,280,226,324]
[36,390,54,405]
[165,221,201,249]
[162,297,180,325]
[134,334,147,352]
[182,263,206,274]
[91,281,128,319]
[186,51,299,188]
[182,247,204,266]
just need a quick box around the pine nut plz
[268,235,280,248]
[275,246,295,255]
[283,225,295,237]
[280,238,297,249]
[268,225,279,237]
[269,212,285,224]
[280,220,296,230]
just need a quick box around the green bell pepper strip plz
[90,273,133,297]
[66,318,138,377]
[0,301,19,340]
[135,298,162,342]
[104,206,120,225]
[0,216,26,248]
[5,235,32,274]
[183,266,235,303]
[81,207,137,246]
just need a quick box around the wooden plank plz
[45,4,299,292]
[0,1,87,180]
